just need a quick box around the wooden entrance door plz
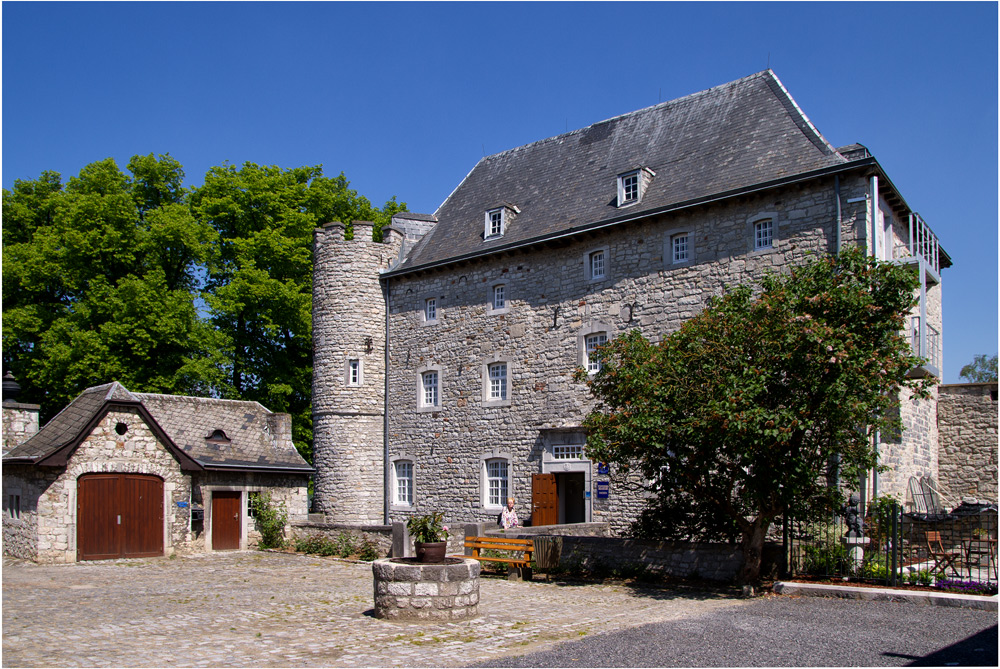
[212,491,241,550]
[77,473,164,561]
[531,473,558,527]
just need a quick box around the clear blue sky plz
[3,2,996,383]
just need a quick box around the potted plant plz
[407,512,450,563]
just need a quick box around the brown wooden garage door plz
[77,473,164,561]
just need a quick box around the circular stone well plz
[372,557,480,621]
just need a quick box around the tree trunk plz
[737,518,771,596]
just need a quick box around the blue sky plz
[3,2,996,383]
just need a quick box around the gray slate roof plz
[394,70,847,273]
[3,382,311,472]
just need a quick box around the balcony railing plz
[893,213,941,274]
[910,316,941,374]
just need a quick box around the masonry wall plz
[2,402,40,450]
[32,407,193,563]
[380,175,869,535]
[937,383,998,505]
[312,222,403,523]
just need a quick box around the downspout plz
[383,276,391,526]
[834,175,842,254]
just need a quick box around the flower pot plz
[415,541,447,563]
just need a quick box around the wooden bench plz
[451,536,534,580]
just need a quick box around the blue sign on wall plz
[597,462,609,475]
[176,501,188,508]
[596,480,610,499]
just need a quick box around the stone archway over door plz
[77,473,164,561]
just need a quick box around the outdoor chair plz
[925,531,962,578]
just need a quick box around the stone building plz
[311,70,951,532]
[2,381,311,562]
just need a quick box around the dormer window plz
[617,167,654,207]
[205,429,231,445]
[619,171,639,205]
[486,208,505,238]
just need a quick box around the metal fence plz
[783,502,997,587]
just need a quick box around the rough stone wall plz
[290,522,394,557]
[880,385,940,507]
[381,177,862,534]
[312,222,403,523]
[2,402,40,451]
[549,535,783,582]
[937,383,998,504]
[2,464,58,560]
[193,471,310,549]
[34,407,193,563]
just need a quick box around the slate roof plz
[3,382,311,472]
[392,70,849,273]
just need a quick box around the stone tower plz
[312,221,403,523]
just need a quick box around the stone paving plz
[3,551,748,667]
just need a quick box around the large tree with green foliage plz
[2,155,222,412]
[4,156,405,463]
[959,354,998,383]
[579,248,932,591]
[189,163,405,460]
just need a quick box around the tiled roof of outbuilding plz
[394,70,847,272]
[3,382,311,472]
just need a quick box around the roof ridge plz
[473,70,775,166]
[133,391,271,413]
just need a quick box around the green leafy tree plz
[959,354,998,383]
[2,156,222,414]
[190,163,405,461]
[579,248,931,592]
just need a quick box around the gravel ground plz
[475,594,999,667]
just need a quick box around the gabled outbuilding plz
[2,381,312,562]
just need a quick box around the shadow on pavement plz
[882,625,999,667]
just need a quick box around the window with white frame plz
[393,460,414,506]
[421,371,439,408]
[618,171,640,205]
[589,250,605,280]
[485,208,505,238]
[671,233,690,263]
[488,363,507,400]
[348,359,361,386]
[585,333,608,373]
[492,284,506,311]
[485,458,509,507]
[552,443,585,460]
[753,219,773,250]
[424,297,437,323]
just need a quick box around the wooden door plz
[212,491,241,550]
[122,475,164,557]
[78,473,163,561]
[531,473,558,527]
[78,474,121,561]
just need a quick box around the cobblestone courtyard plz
[3,551,747,667]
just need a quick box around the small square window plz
[585,333,608,373]
[424,297,437,323]
[421,371,439,408]
[754,219,773,250]
[493,284,506,311]
[590,250,605,280]
[672,234,689,263]
[348,359,361,386]
[619,171,639,205]
[486,208,505,238]
[394,461,414,506]
[488,363,507,400]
